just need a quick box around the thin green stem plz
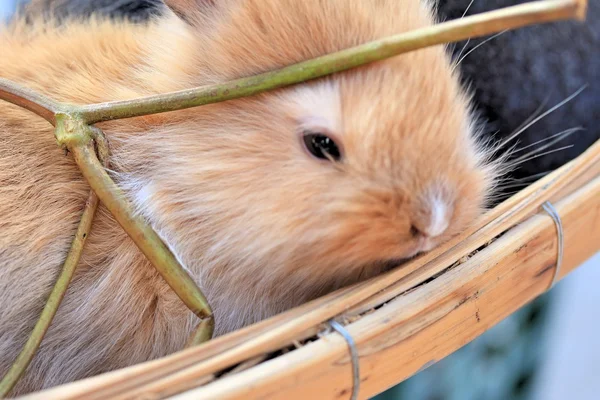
[0,78,65,125]
[0,131,111,398]
[0,190,100,398]
[77,0,586,124]
[186,318,217,348]
[55,115,213,322]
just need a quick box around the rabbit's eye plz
[302,132,341,161]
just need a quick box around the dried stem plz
[0,78,64,125]
[77,0,587,124]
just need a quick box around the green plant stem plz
[0,130,112,398]
[77,0,586,124]
[0,78,64,125]
[0,0,586,127]
[186,318,217,348]
[55,115,213,323]
[0,189,100,398]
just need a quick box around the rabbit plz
[0,0,497,394]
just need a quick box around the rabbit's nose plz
[410,196,451,239]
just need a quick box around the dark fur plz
[22,0,164,22]
[438,0,600,182]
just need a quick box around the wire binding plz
[329,320,360,400]
[542,201,564,290]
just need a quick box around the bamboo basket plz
[0,0,596,399]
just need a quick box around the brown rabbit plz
[0,0,498,394]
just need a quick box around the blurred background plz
[0,0,14,20]
[1,0,598,399]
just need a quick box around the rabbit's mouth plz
[368,241,443,275]
[378,257,418,273]
[376,245,436,272]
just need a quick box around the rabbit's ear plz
[163,0,218,25]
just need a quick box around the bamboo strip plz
[25,139,600,400]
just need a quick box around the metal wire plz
[329,320,360,400]
[542,201,564,290]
